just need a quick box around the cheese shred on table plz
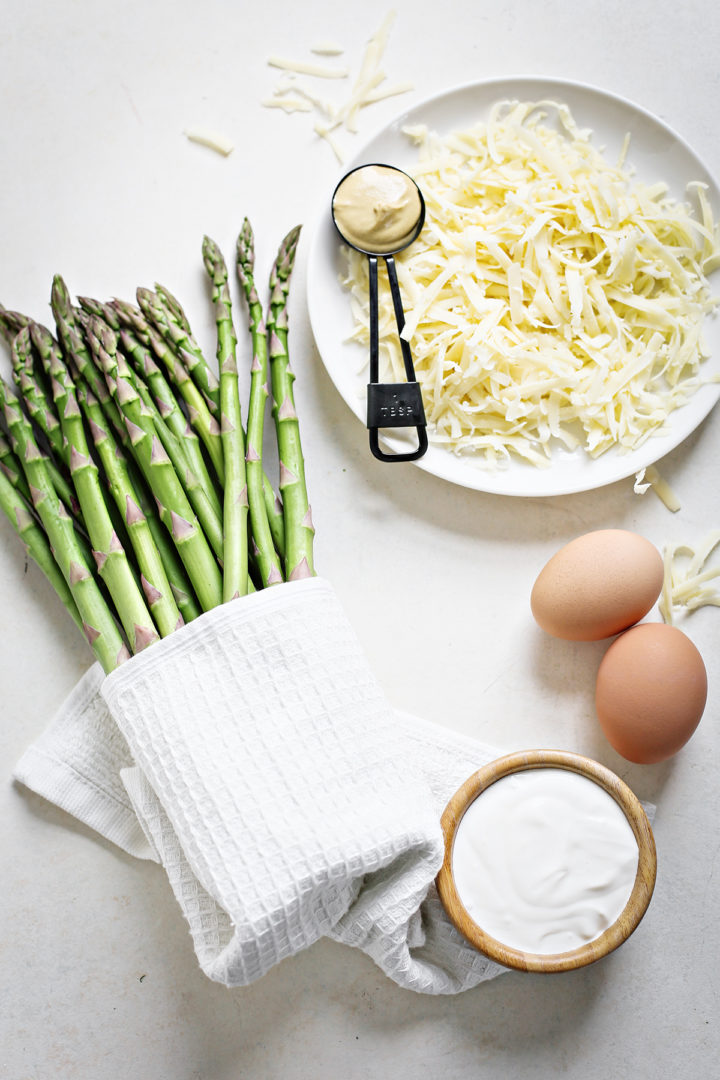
[659,530,720,624]
[339,100,720,467]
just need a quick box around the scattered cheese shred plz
[183,128,234,156]
[267,55,349,79]
[659,530,720,623]
[362,80,416,105]
[338,10,396,135]
[261,96,314,114]
[270,78,336,119]
[633,465,681,511]
[262,11,413,162]
[311,40,344,56]
[340,100,720,468]
[313,122,345,165]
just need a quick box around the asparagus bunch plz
[0,224,313,675]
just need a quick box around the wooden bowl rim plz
[436,749,657,973]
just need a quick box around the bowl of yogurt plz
[436,750,657,972]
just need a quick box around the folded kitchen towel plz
[14,576,514,993]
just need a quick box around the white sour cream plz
[451,768,639,955]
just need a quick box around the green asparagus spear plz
[133,371,225,562]
[0,433,32,503]
[236,219,284,587]
[40,329,160,654]
[0,306,30,345]
[202,235,248,600]
[12,326,65,460]
[76,295,119,326]
[72,304,202,625]
[0,469,83,632]
[112,297,283,558]
[101,318,223,557]
[155,283,192,333]
[11,328,86,527]
[52,277,128,445]
[76,382,184,636]
[263,473,286,561]
[137,286,221,416]
[118,326,223,519]
[111,299,226,484]
[0,377,129,673]
[91,323,223,612]
[267,226,315,581]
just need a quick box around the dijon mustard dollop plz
[333,165,422,253]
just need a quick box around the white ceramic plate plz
[306,77,720,496]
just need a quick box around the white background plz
[1,1,718,1077]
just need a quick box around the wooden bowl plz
[436,749,657,973]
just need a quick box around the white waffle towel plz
[14,577,507,994]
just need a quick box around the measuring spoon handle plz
[366,254,427,463]
[385,255,418,384]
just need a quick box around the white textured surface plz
[1,0,719,1076]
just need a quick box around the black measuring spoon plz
[332,163,428,463]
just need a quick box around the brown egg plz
[531,529,664,641]
[595,623,707,764]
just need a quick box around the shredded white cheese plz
[311,40,344,56]
[267,55,349,79]
[270,78,336,119]
[261,96,314,114]
[362,80,416,105]
[340,100,720,468]
[633,465,681,511]
[335,10,397,135]
[313,122,346,165]
[263,12,413,161]
[183,127,234,156]
[659,530,720,623]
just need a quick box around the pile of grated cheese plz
[340,100,720,468]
